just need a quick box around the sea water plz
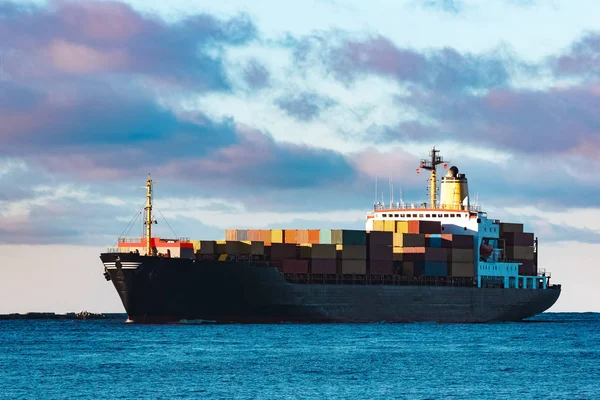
[0,313,598,399]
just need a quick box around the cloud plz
[165,124,356,189]
[243,59,270,89]
[416,0,463,14]
[275,91,336,121]
[0,0,257,89]
[294,34,511,91]
[383,85,600,156]
[554,32,600,80]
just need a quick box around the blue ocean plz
[1,313,598,399]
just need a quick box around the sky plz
[0,0,599,313]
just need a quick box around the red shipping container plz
[368,231,393,247]
[425,248,449,262]
[271,243,297,259]
[368,245,393,261]
[308,230,320,244]
[369,260,393,275]
[282,259,309,274]
[311,259,336,274]
[518,260,537,276]
[408,220,442,234]
[296,229,309,243]
[502,232,534,246]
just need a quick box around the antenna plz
[375,175,378,206]
[389,176,393,209]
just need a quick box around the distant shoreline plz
[0,312,127,320]
[0,311,596,321]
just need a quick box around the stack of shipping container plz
[499,223,536,276]
[202,223,478,278]
[187,220,535,279]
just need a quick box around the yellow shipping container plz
[384,220,395,232]
[191,240,201,252]
[372,220,384,231]
[270,229,284,243]
[393,233,404,247]
[396,221,409,234]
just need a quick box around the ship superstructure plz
[100,148,560,323]
[366,148,550,291]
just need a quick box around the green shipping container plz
[331,229,367,245]
[319,229,332,244]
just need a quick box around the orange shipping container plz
[308,230,320,244]
[248,230,261,241]
[284,229,298,244]
[296,230,309,244]
[225,229,237,240]
[260,230,271,243]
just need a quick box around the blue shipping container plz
[424,262,448,277]
[428,237,442,248]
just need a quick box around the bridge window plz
[444,214,449,217]
[450,214,455,217]
[400,214,405,217]
[382,214,387,217]
[438,214,443,217]
[426,214,431,217]
[395,214,399,217]
[419,214,424,218]
[413,214,417,217]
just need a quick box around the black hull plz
[100,253,561,324]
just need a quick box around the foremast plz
[143,174,157,256]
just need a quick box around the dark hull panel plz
[100,253,561,324]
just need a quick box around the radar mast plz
[417,147,446,209]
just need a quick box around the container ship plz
[100,148,561,323]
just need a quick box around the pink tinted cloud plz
[350,147,418,181]
[43,39,130,74]
[54,0,146,41]
[555,33,600,77]
[0,0,254,87]
[332,36,426,82]
[192,124,276,174]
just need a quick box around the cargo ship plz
[100,148,560,323]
